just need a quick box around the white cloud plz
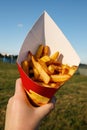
[17,23,23,27]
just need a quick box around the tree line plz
[0,53,18,63]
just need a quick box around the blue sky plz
[0,0,87,64]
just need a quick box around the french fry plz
[43,45,50,56]
[21,60,29,75]
[51,74,70,82]
[48,64,62,74]
[40,55,50,62]
[33,67,39,80]
[35,44,44,59]
[38,59,51,75]
[26,89,49,106]
[27,51,32,61]
[46,59,61,66]
[32,56,50,84]
[50,51,59,60]
[48,65,55,74]
[68,66,77,76]
[61,64,70,74]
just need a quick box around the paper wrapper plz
[17,11,80,106]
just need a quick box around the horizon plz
[0,52,87,65]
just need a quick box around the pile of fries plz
[21,44,77,88]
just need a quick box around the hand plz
[5,78,56,130]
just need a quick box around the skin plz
[4,78,56,130]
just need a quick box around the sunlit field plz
[0,61,87,130]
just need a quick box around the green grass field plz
[0,61,87,130]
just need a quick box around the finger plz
[50,96,57,104]
[36,97,56,119]
[14,78,26,98]
[14,78,37,108]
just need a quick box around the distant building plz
[78,68,87,76]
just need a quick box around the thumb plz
[14,78,26,97]
[36,97,56,119]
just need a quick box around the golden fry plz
[27,51,32,61]
[38,59,51,75]
[46,59,61,66]
[33,67,39,80]
[35,44,44,59]
[61,64,70,74]
[50,51,59,60]
[68,66,77,76]
[51,74,70,82]
[26,89,49,106]
[21,60,29,75]
[32,56,50,84]
[43,45,50,56]
[48,65,55,74]
[40,55,50,62]
[48,64,62,74]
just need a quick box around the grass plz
[0,61,19,130]
[39,75,87,130]
[0,61,87,130]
